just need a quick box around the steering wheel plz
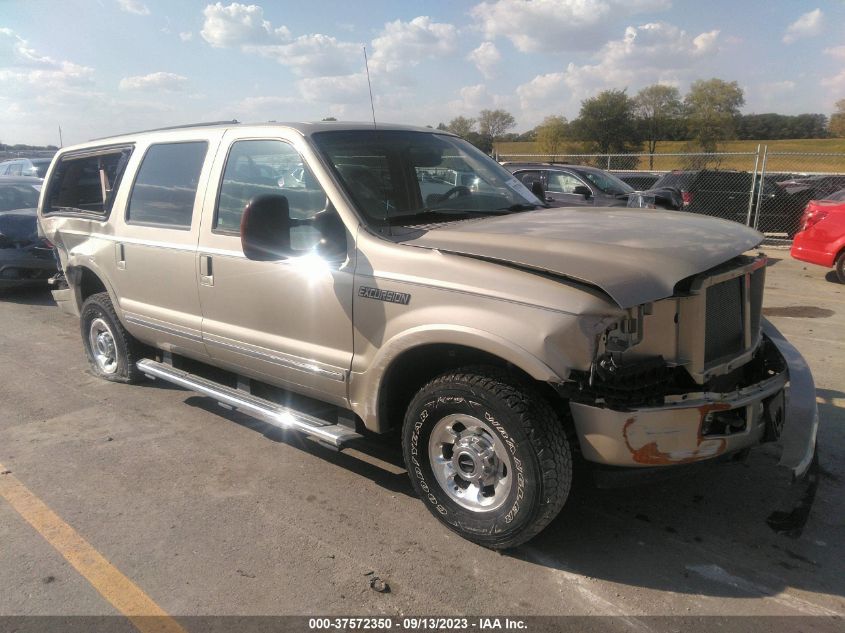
[441,185,471,201]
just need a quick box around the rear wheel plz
[80,292,144,383]
[402,366,572,549]
[836,250,845,284]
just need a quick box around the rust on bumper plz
[570,319,818,479]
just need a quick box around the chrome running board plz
[137,359,362,449]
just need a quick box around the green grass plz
[494,138,845,172]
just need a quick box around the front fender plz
[349,324,565,432]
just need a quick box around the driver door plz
[196,130,354,405]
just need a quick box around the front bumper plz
[570,319,818,480]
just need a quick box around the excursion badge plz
[358,286,411,305]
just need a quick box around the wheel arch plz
[65,263,120,318]
[357,327,570,434]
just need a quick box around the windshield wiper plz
[392,208,512,225]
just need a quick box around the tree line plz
[435,79,844,167]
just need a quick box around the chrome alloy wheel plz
[428,413,512,512]
[89,317,118,375]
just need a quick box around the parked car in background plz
[612,171,661,191]
[0,157,52,178]
[652,169,804,236]
[777,175,845,198]
[505,163,682,210]
[0,176,56,289]
[790,189,845,283]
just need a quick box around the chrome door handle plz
[200,254,213,286]
[115,243,126,270]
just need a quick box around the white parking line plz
[686,564,843,617]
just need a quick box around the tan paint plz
[37,122,807,469]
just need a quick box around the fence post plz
[753,145,769,230]
[746,144,761,227]
[606,155,611,170]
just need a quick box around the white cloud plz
[447,83,514,116]
[516,21,719,124]
[200,3,354,77]
[200,2,289,48]
[179,31,193,42]
[0,28,94,90]
[369,16,457,73]
[470,0,672,52]
[468,41,501,79]
[117,0,150,16]
[245,34,359,76]
[783,8,823,44]
[119,72,189,92]
[296,72,368,103]
[821,70,845,95]
[824,44,845,59]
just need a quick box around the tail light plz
[681,191,692,206]
[799,205,828,232]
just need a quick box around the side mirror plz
[573,185,592,198]
[241,194,292,261]
[531,180,546,201]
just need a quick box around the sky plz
[1,0,845,146]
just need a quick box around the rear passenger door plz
[195,130,354,405]
[112,136,218,358]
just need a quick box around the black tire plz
[836,251,845,284]
[80,292,144,383]
[402,366,572,549]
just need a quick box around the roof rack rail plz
[89,120,240,141]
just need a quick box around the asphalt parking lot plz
[0,251,843,626]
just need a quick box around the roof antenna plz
[363,45,377,129]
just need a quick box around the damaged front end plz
[559,254,818,481]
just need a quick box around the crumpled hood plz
[404,207,763,308]
[0,208,38,245]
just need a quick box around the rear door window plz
[127,141,208,228]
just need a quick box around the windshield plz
[312,130,541,226]
[577,168,634,195]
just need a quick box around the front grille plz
[705,277,744,363]
[749,265,764,339]
[702,259,766,368]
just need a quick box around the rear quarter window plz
[44,147,133,216]
[126,141,208,229]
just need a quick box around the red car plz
[790,189,845,283]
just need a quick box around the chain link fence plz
[496,146,845,246]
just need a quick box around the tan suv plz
[37,121,818,548]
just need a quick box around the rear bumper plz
[791,234,836,268]
[570,319,818,480]
[0,249,56,288]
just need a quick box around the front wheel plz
[402,367,572,549]
[836,251,845,284]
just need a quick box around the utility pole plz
[58,125,63,148]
